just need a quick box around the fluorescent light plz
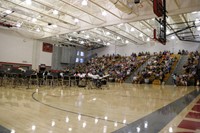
[102,11,107,16]
[32,18,37,22]
[166,30,170,34]
[171,35,175,39]
[195,19,199,24]
[107,42,110,45]
[82,0,88,6]
[97,39,101,42]
[26,0,32,5]
[80,41,84,44]
[16,23,21,28]
[106,32,110,35]
[85,35,90,38]
[69,37,72,41]
[117,36,120,39]
[192,11,197,14]
[52,24,57,28]
[139,33,143,37]
[53,10,58,15]
[125,40,129,43]
[4,10,12,14]
[74,18,79,23]
[130,27,135,31]
[36,28,40,32]
[197,27,200,31]
[147,37,150,41]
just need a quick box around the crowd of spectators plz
[132,51,178,84]
[173,51,199,86]
[1,50,200,86]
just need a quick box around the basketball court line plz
[31,92,126,125]
[0,125,10,133]
[113,89,200,133]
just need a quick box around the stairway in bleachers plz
[124,56,154,83]
[165,55,188,85]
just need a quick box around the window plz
[80,58,84,63]
[77,51,80,56]
[80,51,84,57]
[76,58,79,63]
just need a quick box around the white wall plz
[0,29,52,69]
[92,40,200,56]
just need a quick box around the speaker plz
[134,0,140,4]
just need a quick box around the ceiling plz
[0,0,200,49]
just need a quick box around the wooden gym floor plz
[0,83,199,133]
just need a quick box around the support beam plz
[181,14,195,39]
[166,25,195,36]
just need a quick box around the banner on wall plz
[43,42,53,53]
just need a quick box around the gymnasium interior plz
[0,0,200,133]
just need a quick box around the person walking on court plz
[172,73,177,86]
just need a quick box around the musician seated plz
[88,72,109,88]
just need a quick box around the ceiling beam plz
[59,0,106,23]
[112,25,144,43]
[181,14,195,39]
[102,27,139,44]
[32,0,92,25]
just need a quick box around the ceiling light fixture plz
[107,42,110,45]
[192,11,197,14]
[16,23,21,28]
[106,32,110,35]
[147,37,150,41]
[102,11,107,16]
[81,0,88,6]
[53,10,58,15]
[74,18,79,23]
[171,35,175,40]
[166,30,170,34]
[4,10,12,14]
[52,24,57,28]
[130,27,135,32]
[125,40,129,43]
[32,18,37,22]
[26,0,32,5]
[139,33,143,37]
[85,35,89,38]
[197,27,200,31]
[97,39,101,42]
[80,41,84,44]
[195,19,199,24]
[36,28,40,32]
[117,36,120,39]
